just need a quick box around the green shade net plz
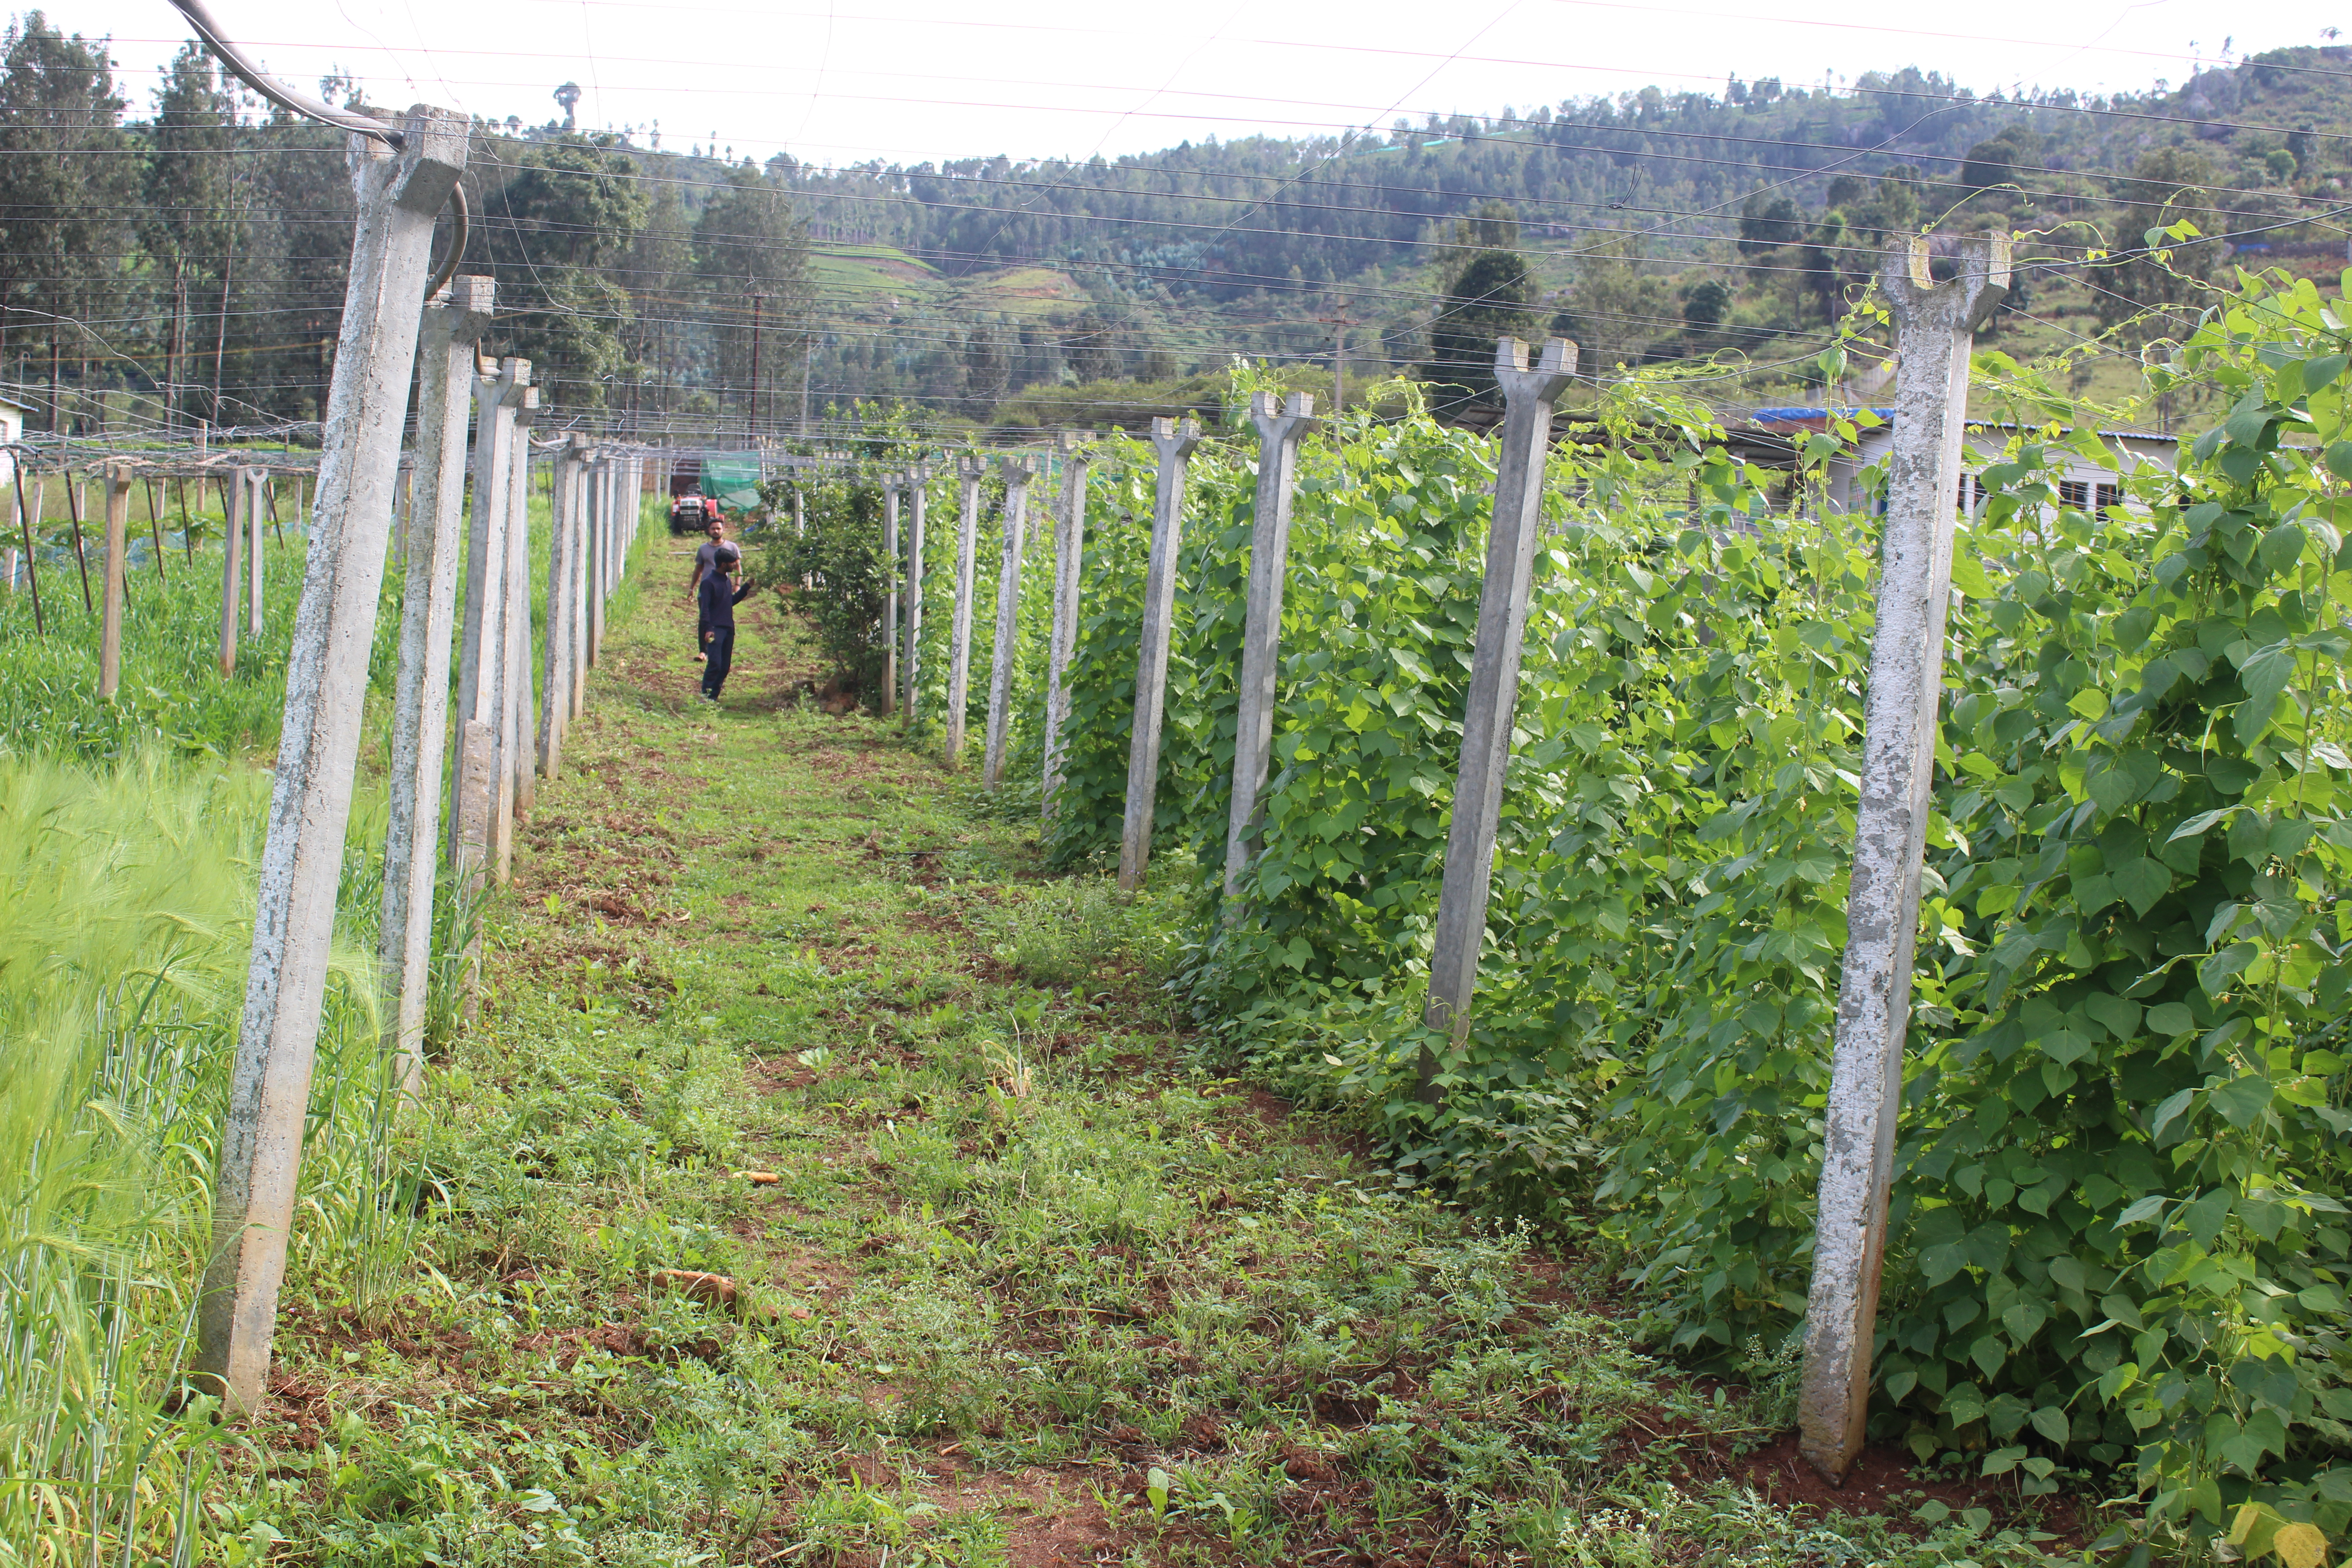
[700,452,763,509]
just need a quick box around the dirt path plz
[246,573,2070,1568]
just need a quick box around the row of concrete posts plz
[862,231,2009,1490]
[188,101,649,1419]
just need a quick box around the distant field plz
[806,244,1086,323]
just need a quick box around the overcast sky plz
[61,0,2344,167]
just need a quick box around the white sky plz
[64,0,2343,167]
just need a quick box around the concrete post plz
[1042,431,1093,820]
[945,453,987,768]
[540,436,578,778]
[1798,235,2010,1485]
[380,274,494,1102]
[903,463,929,725]
[1115,417,1201,894]
[217,464,244,677]
[566,438,590,719]
[982,453,1038,789]
[98,463,130,700]
[585,454,606,666]
[881,472,900,717]
[1421,338,1577,1060]
[496,392,538,877]
[195,105,466,1414]
[245,469,264,637]
[1223,394,1318,904]
[449,357,526,872]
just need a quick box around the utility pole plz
[749,292,764,437]
[1315,302,1363,412]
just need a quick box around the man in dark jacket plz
[696,543,755,701]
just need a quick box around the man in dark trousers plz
[697,542,756,701]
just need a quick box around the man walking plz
[697,541,756,702]
[688,511,730,596]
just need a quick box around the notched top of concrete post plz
[998,453,1038,485]
[1057,430,1096,454]
[1250,390,1318,436]
[1150,417,1202,457]
[956,452,989,480]
[1250,390,1318,425]
[429,274,496,337]
[496,359,534,405]
[516,387,540,423]
[1493,337,1579,400]
[1883,232,2012,332]
[387,105,468,214]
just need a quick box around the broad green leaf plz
[2209,1076,2273,1130]
[2111,858,2171,917]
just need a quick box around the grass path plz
[243,574,2073,1568]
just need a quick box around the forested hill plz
[776,54,2352,284]
[755,48,2352,421]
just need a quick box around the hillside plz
[761,48,2352,427]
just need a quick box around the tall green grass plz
[0,752,393,1566]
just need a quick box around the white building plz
[1738,407,2179,514]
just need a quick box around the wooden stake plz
[145,477,167,583]
[64,470,93,613]
[99,465,130,699]
[14,471,44,635]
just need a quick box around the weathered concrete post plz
[1798,234,2009,1484]
[98,463,131,699]
[496,392,539,873]
[945,453,987,768]
[1042,431,1093,820]
[585,453,606,666]
[540,435,579,777]
[903,462,930,725]
[217,463,244,676]
[982,452,1038,789]
[449,357,526,871]
[195,105,466,1414]
[1115,417,1201,894]
[567,438,591,719]
[380,274,494,1102]
[245,468,264,637]
[881,471,901,717]
[1421,338,1577,1060]
[1223,393,1318,904]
